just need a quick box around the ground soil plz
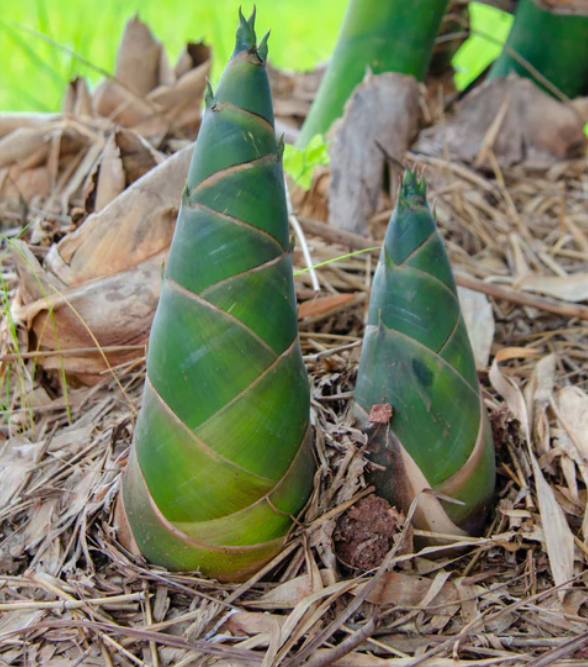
[334,494,403,570]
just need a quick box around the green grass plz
[0,0,346,111]
[0,1,508,113]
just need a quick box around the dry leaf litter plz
[2,13,588,667]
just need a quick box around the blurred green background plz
[1,1,513,112]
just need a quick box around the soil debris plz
[334,495,406,570]
[368,403,393,425]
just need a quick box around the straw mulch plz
[2,17,588,667]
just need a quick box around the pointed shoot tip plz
[400,166,427,205]
[277,133,285,158]
[257,30,270,62]
[204,79,215,108]
[248,5,257,28]
[233,6,257,56]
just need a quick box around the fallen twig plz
[303,614,380,667]
[0,344,145,363]
[298,216,588,321]
[0,619,262,663]
[0,592,145,612]
[524,629,588,667]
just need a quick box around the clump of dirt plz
[334,495,405,570]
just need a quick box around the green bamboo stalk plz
[353,170,495,537]
[488,0,588,98]
[298,0,450,148]
[119,9,314,582]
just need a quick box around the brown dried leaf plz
[531,456,575,602]
[307,655,501,666]
[61,77,92,116]
[92,81,154,129]
[356,571,458,607]
[519,272,588,302]
[11,241,65,305]
[0,112,58,140]
[276,579,357,650]
[247,574,317,610]
[174,42,211,78]
[92,23,210,141]
[224,612,282,666]
[556,387,588,538]
[289,166,330,223]
[0,437,43,507]
[23,500,58,554]
[0,124,88,172]
[0,19,207,227]
[457,285,494,370]
[0,126,53,170]
[490,355,574,603]
[146,59,210,135]
[47,144,190,286]
[113,15,162,97]
[298,293,358,320]
[115,127,162,183]
[268,63,325,127]
[14,247,164,379]
[225,611,284,638]
[557,387,588,462]
[94,133,125,211]
[524,354,556,413]
[13,146,192,381]
[0,164,51,206]
[524,353,556,457]
[0,610,46,639]
[489,354,531,440]
[328,72,420,233]
[415,75,588,167]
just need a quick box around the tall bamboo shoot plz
[119,10,314,582]
[353,170,495,537]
